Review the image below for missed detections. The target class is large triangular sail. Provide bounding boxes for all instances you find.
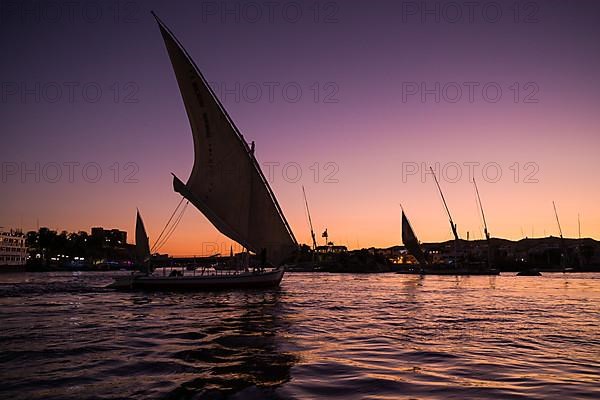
[153,13,297,266]
[135,210,151,268]
[401,210,428,265]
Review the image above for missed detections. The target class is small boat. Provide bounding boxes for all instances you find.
[516,269,542,276]
[397,262,499,276]
[108,13,297,291]
[109,268,284,290]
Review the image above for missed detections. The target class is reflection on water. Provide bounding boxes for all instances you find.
[0,273,296,400]
[166,292,297,399]
[0,272,599,399]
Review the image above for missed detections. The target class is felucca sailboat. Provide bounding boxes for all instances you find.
[398,171,498,275]
[135,209,151,272]
[401,206,428,267]
[110,13,297,290]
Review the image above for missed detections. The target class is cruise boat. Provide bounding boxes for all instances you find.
[0,230,27,272]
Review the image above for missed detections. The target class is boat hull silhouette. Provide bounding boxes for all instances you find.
[108,268,285,291]
[396,262,499,276]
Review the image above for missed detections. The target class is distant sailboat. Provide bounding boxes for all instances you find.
[135,210,151,272]
[108,210,153,288]
[397,171,498,275]
[109,13,297,290]
[401,207,428,266]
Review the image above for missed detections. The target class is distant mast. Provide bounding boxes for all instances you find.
[302,186,318,251]
[430,167,459,241]
[553,201,563,239]
[576,213,583,268]
[430,167,459,265]
[474,178,492,268]
[553,201,567,268]
[473,178,490,241]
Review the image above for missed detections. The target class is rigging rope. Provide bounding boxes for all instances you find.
[154,201,188,253]
[153,201,189,253]
[151,197,184,253]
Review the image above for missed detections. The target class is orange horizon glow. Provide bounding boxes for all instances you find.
[5,164,599,257]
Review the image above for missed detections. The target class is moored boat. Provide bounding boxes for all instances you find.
[516,269,542,276]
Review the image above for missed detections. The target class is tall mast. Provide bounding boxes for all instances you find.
[473,178,490,241]
[302,186,318,250]
[578,213,581,239]
[430,167,459,241]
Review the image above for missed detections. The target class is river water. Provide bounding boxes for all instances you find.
[0,272,598,399]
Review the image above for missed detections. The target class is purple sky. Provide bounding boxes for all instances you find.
[2,0,599,255]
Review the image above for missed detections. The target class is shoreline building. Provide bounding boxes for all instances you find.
[0,230,27,269]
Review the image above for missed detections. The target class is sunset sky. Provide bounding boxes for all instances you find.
[2,0,599,256]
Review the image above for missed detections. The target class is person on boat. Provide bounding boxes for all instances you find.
[250,249,267,273]
[258,248,267,272]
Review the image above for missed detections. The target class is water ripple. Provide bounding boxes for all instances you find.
[0,272,599,399]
